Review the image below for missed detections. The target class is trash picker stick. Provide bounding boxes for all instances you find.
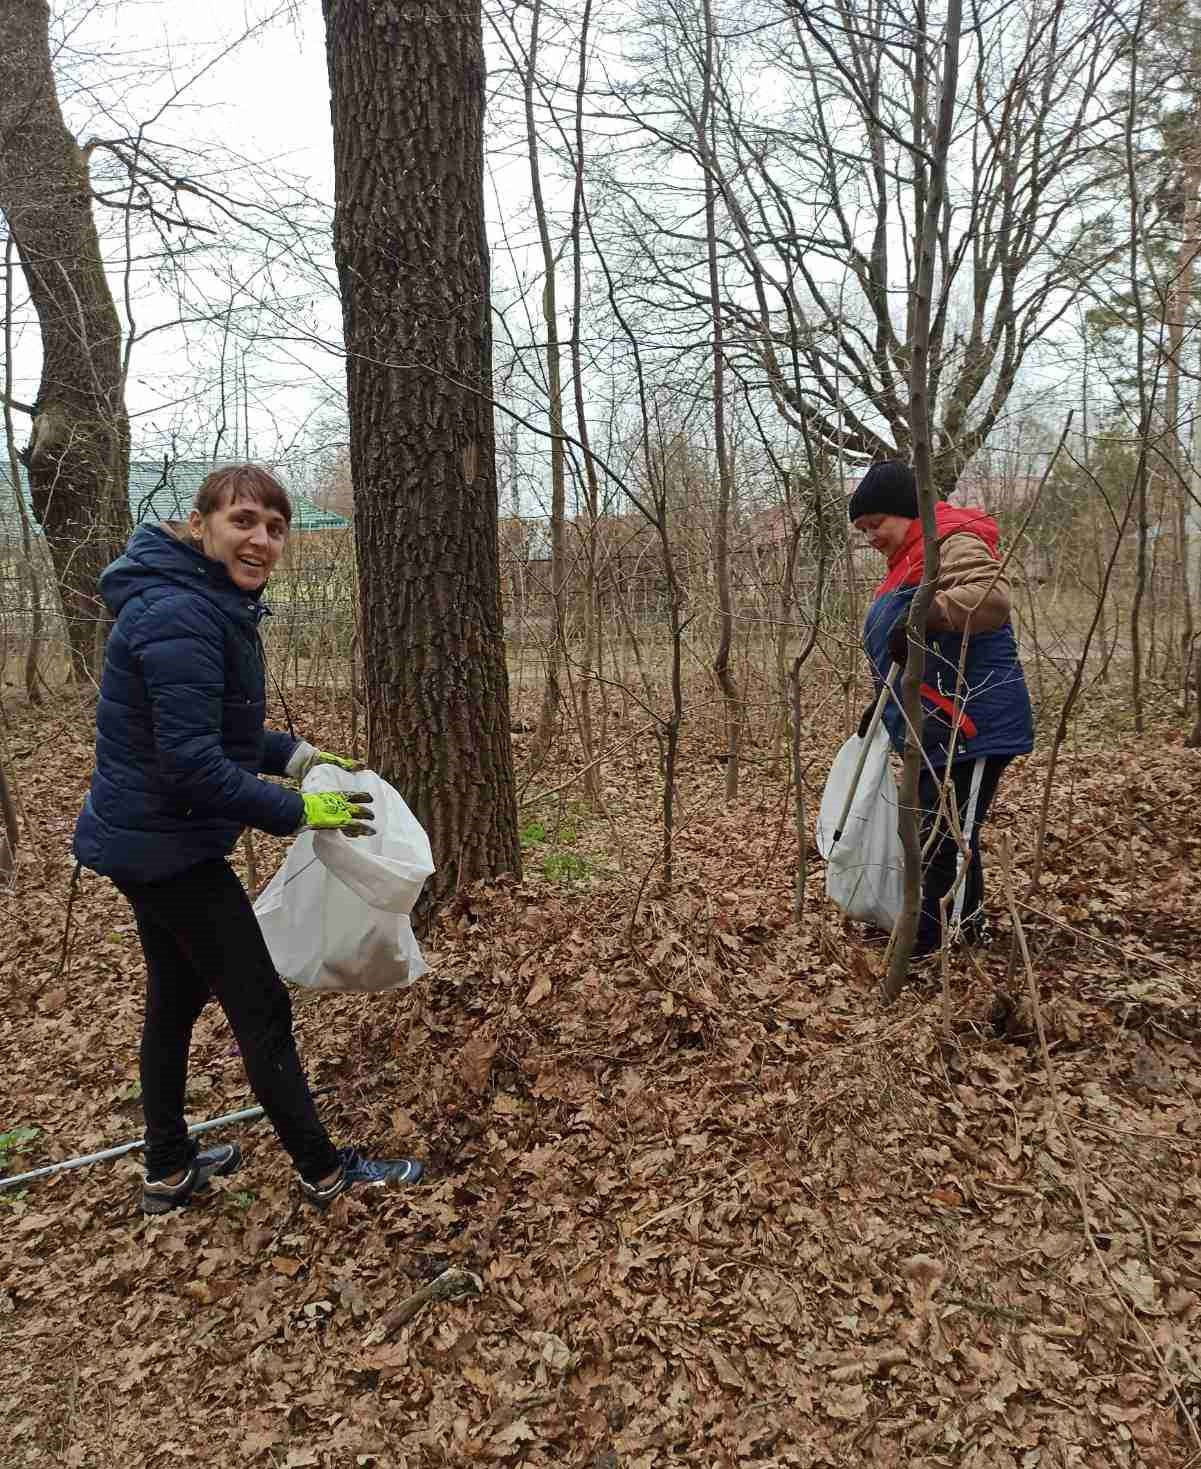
[0,1104,267,1193]
[830,664,900,850]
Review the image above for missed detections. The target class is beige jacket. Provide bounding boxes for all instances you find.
[926,531,1012,635]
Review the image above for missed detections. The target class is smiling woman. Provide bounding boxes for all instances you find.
[71,461,425,1217]
[185,464,292,591]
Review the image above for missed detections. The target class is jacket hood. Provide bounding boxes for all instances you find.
[100,523,268,620]
[932,501,999,554]
[877,502,1000,594]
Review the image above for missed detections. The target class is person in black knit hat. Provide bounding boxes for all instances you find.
[847,460,919,523]
[849,461,1034,959]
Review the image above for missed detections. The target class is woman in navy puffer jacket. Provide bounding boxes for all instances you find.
[75,465,423,1215]
[849,461,1034,959]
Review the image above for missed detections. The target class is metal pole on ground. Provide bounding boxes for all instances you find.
[0,1105,267,1193]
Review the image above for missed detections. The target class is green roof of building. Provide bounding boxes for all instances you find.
[0,461,348,533]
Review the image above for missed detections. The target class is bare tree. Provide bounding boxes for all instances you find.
[511,0,570,766]
[883,0,963,1001]
[567,0,607,803]
[600,0,1124,495]
[697,0,743,798]
[773,0,1123,492]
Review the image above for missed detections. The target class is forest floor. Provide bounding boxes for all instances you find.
[1,681,1199,1468]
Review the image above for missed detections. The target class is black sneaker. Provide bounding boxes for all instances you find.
[299,1146,424,1210]
[957,911,993,949]
[906,944,942,978]
[142,1142,242,1216]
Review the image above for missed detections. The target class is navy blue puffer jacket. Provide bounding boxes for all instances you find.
[74,525,304,884]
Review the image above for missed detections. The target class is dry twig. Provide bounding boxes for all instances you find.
[378,1267,484,1335]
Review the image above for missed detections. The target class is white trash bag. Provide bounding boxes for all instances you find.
[254,765,435,993]
[815,725,904,930]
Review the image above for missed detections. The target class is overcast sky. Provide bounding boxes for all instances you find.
[10,2,1077,501]
[74,1,336,197]
[4,1,542,475]
[0,5,335,465]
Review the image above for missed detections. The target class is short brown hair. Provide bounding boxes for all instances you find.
[194,464,292,525]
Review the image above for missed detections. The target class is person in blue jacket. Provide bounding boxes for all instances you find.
[849,461,1034,958]
[75,464,424,1214]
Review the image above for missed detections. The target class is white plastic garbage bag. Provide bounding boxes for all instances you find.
[815,725,904,930]
[254,765,435,993]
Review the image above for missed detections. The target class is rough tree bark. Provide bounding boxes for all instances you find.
[4,236,43,704]
[323,0,521,919]
[0,0,131,681]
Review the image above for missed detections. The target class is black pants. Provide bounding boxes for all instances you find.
[116,859,340,1184]
[915,756,1011,954]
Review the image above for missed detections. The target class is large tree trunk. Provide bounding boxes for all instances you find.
[323,0,521,920]
[0,0,131,682]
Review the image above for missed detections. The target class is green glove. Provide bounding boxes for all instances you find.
[298,790,375,837]
[313,751,363,772]
[286,740,365,783]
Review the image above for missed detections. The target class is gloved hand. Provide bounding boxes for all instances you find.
[886,617,911,667]
[286,740,365,783]
[298,790,375,837]
[857,702,875,739]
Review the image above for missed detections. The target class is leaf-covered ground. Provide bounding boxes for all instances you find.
[2,686,1199,1467]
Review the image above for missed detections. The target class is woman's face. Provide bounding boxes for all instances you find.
[852,513,912,559]
[189,493,289,591]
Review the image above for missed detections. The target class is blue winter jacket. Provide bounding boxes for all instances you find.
[863,505,1035,769]
[73,525,304,885]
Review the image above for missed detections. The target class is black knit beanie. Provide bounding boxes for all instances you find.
[847,461,918,521]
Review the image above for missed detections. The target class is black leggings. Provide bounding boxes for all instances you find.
[916,756,1011,953]
[116,859,340,1184]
